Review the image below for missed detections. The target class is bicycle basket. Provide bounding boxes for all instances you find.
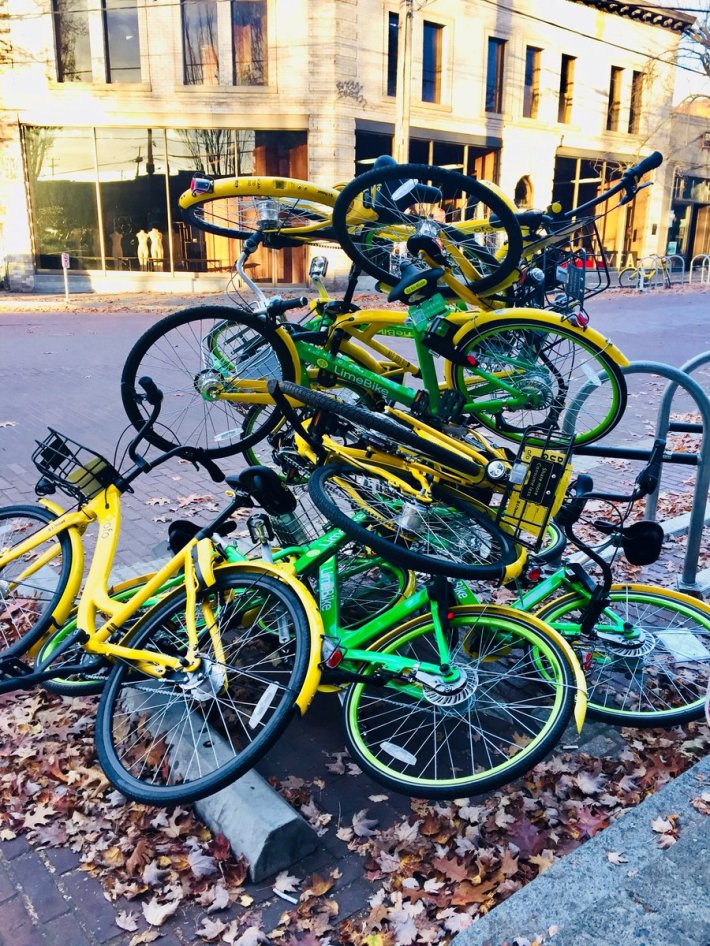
[32,430,121,503]
[495,427,574,550]
[515,218,610,311]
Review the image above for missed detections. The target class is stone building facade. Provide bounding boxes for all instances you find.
[0,0,694,291]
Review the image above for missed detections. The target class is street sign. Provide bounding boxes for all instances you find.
[61,252,70,269]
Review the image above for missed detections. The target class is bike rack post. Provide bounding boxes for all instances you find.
[665,253,685,284]
[689,254,710,285]
[563,361,710,594]
[646,350,710,522]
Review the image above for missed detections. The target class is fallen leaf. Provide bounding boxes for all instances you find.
[115,911,139,932]
[195,916,227,941]
[607,851,628,865]
[142,897,180,927]
[274,871,300,895]
[128,931,162,946]
[650,817,674,834]
[352,809,378,838]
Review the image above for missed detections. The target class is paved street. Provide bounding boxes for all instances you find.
[0,286,708,945]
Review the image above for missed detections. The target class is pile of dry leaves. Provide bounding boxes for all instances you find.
[0,682,707,945]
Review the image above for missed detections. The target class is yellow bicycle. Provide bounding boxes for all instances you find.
[0,379,322,805]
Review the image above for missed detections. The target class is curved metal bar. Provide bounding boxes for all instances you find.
[563,359,710,592]
[689,254,710,285]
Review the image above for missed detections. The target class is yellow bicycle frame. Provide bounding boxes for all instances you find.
[1,487,323,707]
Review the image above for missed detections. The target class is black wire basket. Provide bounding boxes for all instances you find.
[495,427,574,551]
[32,429,121,503]
[513,218,611,312]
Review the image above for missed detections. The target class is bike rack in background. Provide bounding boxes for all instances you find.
[689,254,710,285]
[563,360,710,594]
[665,253,686,283]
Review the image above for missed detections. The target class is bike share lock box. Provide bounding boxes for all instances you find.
[495,427,574,550]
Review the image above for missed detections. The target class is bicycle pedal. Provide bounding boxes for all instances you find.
[0,655,33,679]
[437,389,467,423]
[410,389,431,417]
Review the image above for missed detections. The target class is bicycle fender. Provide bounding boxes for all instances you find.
[214,561,324,716]
[450,310,630,368]
[192,538,218,589]
[274,325,302,377]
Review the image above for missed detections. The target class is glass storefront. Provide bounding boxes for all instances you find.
[23,125,307,282]
[354,130,499,181]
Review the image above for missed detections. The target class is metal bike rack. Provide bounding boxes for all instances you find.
[665,253,686,284]
[563,360,710,594]
[689,254,710,285]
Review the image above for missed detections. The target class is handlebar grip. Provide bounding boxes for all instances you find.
[635,438,665,497]
[138,376,163,406]
[197,454,225,483]
[269,296,308,316]
[623,151,663,181]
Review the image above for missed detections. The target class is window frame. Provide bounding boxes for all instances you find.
[485,37,506,114]
[421,19,443,104]
[523,45,541,120]
[231,0,269,87]
[52,0,93,83]
[557,53,575,124]
[606,65,623,132]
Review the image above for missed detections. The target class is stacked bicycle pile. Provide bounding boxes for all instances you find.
[1,152,708,810]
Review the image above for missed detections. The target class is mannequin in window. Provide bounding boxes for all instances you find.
[148,227,164,271]
[135,229,150,271]
[110,230,124,269]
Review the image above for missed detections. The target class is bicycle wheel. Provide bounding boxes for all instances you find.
[279,381,486,481]
[309,462,517,580]
[0,505,73,658]
[536,584,710,726]
[332,164,523,297]
[36,621,111,696]
[332,549,414,631]
[96,570,311,805]
[532,520,567,565]
[121,306,299,458]
[447,318,627,446]
[618,267,640,288]
[343,605,575,798]
[179,177,338,242]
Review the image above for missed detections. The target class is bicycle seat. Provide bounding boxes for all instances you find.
[236,465,298,516]
[388,264,445,304]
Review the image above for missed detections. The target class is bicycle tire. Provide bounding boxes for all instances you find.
[278,381,487,482]
[0,505,74,658]
[308,462,517,580]
[618,267,640,288]
[446,318,627,446]
[95,569,311,805]
[121,306,299,458]
[332,163,523,296]
[342,605,575,798]
[179,177,339,242]
[531,520,567,565]
[536,584,710,726]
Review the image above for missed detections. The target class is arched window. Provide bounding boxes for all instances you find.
[514,175,533,208]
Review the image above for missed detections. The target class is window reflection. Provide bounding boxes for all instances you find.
[182,0,219,84]
[232,0,267,85]
[103,0,142,82]
[96,128,168,270]
[25,127,100,270]
[53,0,92,82]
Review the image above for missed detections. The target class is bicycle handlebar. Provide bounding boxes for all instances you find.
[561,151,663,221]
[268,296,308,316]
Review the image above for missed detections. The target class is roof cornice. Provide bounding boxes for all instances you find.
[568,1,696,33]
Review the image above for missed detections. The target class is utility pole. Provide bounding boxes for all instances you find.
[393,0,414,162]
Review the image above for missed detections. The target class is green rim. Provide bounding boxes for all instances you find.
[345,613,569,792]
[538,589,710,724]
[453,322,624,446]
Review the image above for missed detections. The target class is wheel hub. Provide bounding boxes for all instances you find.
[194,369,226,400]
[509,369,556,409]
[422,662,479,707]
[601,630,656,660]
[175,656,226,701]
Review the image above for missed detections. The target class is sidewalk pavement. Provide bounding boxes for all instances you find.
[451,754,710,946]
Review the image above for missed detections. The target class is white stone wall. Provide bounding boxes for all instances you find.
[0,0,686,289]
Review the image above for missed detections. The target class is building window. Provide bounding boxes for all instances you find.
[232,0,267,85]
[523,46,541,119]
[628,70,643,134]
[102,0,142,83]
[53,0,92,82]
[558,54,575,123]
[422,21,443,103]
[182,0,218,85]
[486,37,505,113]
[387,11,398,97]
[606,66,623,131]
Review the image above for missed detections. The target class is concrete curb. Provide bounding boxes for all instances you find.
[451,755,710,946]
[126,686,317,883]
